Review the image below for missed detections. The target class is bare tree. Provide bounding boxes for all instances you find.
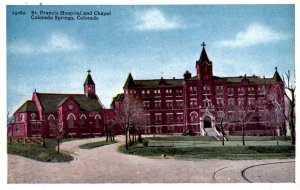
[50,120,65,154]
[117,94,146,149]
[283,70,296,145]
[215,111,228,146]
[229,100,257,146]
[260,85,286,144]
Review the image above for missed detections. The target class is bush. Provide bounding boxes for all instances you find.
[143,140,149,147]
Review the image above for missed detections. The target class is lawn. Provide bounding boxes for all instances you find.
[119,136,295,160]
[79,140,116,149]
[7,138,75,162]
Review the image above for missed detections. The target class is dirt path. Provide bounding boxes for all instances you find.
[7,136,295,183]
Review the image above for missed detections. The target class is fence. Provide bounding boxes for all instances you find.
[7,137,44,145]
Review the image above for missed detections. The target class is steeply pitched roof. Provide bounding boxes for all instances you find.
[273,68,283,82]
[133,78,185,88]
[84,73,95,85]
[198,47,210,64]
[123,73,135,88]
[36,93,103,112]
[219,75,278,84]
[15,100,38,113]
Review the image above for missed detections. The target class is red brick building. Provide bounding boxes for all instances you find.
[8,70,108,138]
[112,44,285,136]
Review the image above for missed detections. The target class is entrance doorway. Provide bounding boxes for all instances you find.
[204,117,212,128]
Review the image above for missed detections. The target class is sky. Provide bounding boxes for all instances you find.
[7,5,295,115]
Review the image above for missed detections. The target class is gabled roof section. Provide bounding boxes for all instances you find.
[15,100,38,113]
[57,96,79,107]
[36,93,103,112]
[123,73,135,88]
[84,71,95,85]
[273,67,283,82]
[198,47,210,64]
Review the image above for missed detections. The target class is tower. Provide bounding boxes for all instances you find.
[196,42,213,82]
[84,69,96,97]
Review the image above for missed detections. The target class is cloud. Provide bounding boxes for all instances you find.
[134,8,181,31]
[8,32,83,54]
[218,23,286,48]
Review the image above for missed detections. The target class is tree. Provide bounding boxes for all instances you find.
[50,119,65,154]
[260,85,286,144]
[103,111,119,142]
[283,70,296,145]
[117,94,146,149]
[229,100,257,146]
[215,111,228,146]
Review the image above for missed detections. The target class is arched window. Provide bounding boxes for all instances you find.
[19,114,24,122]
[48,115,56,131]
[95,115,101,128]
[67,114,76,128]
[190,112,198,123]
[80,115,86,128]
[31,113,36,120]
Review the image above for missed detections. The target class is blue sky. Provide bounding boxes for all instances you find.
[7,5,295,114]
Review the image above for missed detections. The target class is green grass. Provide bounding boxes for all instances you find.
[226,136,291,141]
[145,136,217,141]
[7,138,74,162]
[79,140,116,149]
[119,136,295,160]
[119,145,295,160]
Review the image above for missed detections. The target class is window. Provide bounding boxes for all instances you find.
[95,115,101,128]
[37,123,42,130]
[19,114,24,122]
[176,101,183,109]
[166,114,173,124]
[31,113,36,120]
[203,99,212,108]
[154,101,161,110]
[238,87,245,95]
[31,123,36,131]
[15,125,20,132]
[190,99,197,108]
[216,98,224,108]
[176,114,184,123]
[80,116,86,128]
[144,114,151,125]
[166,89,172,97]
[176,89,182,97]
[155,114,162,124]
[248,87,254,95]
[238,98,244,106]
[258,86,265,95]
[154,89,161,97]
[227,98,234,110]
[49,116,56,131]
[248,98,255,110]
[190,112,198,123]
[203,86,210,94]
[67,114,76,128]
[190,86,197,95]
[166,101,173,109]
[216,86,224,94]
[143,101,150,110]
[227,87,234,96]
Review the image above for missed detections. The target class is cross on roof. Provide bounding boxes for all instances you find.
[201,42,206,48]
[87,69,91,74]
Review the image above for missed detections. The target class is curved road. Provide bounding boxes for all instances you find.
[8,136,295,183]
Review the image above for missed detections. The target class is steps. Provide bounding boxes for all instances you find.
[204,127,221,140]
